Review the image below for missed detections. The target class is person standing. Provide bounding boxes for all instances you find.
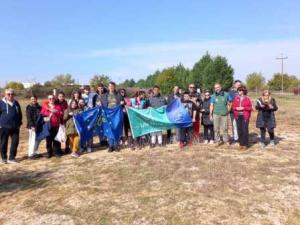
[201,90,214,144]
[82,85,97,109]
[149,85,167,148]
[41,95,63,158]
[26,95,42,159]
[167,86,181,144]
[101,82,123,152]
[64,100,80,157]
[229,80,242,144]
[0,89,22,164]
[210,83,232,146]
[179,92,196,148]
[255,90,278,148]
[232,86,252,149]
[129,90,147,149]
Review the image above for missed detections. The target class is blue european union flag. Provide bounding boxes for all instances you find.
[74,106,124,147]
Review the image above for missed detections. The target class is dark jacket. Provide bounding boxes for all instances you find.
[0,98,22,130]
[98,92,122,108]
[26,103,42,129]
[149,94,167,108]
[255,97,278,129]
[201,98,213,126]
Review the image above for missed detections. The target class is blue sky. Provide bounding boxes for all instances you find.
[0,0,300,86]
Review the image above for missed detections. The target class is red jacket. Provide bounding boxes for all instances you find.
[232,95,253,121]
[41,101,63,128]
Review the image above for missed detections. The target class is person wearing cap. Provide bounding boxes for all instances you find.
[0,89,22,164]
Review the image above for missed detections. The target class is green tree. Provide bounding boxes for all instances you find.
[5,81,24,90]
[190,52,213,89]
[268,73,296,91]
[174,63,190,88]
[155,67,177,95]
[90,74,110,88]
[121,79,136,88]
[246,72,266,92]
[50,74,75,87]
[190,53,234,92]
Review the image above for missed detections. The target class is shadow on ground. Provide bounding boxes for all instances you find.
[0,170,51,194]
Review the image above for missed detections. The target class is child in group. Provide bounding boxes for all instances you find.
[64,100,80,157]
[201,90,214,144]
[255,90,278,148]
[179,92,196,148]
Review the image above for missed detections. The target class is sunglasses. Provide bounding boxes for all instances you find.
[7,93,14,96]
[189,86,195,88]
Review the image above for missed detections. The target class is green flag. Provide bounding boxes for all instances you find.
[127,106,175,138]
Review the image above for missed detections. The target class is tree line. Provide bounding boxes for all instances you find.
[4,52,300,96]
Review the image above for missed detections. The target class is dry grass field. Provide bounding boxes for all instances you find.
[0,94,300,225]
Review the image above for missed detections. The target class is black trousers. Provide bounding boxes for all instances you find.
[203,125,214,141]
[260,127,275,143]
[0,128,20,161]
[46,127,62,156]
[236,115,249,146]
[179,127,192,143]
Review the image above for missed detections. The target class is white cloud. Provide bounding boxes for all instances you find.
[81,39,300,82]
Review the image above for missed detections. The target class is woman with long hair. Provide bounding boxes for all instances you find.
[255,90,278,148]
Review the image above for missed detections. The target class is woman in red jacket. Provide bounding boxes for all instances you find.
[232,86,253,149]
[41,94,63,158]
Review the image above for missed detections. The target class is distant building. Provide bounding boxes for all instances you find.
[22,82,36,89]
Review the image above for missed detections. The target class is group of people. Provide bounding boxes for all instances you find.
[0,80,278,164]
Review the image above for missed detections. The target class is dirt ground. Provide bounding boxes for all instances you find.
[0,94,300,225]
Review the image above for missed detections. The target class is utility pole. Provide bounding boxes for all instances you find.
[276,53,288,94]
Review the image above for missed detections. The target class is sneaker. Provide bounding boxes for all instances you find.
[87,148,92,153]
[203,140,209,144]
[108,147,114,152]
[209,140,214,145]
[7,159,19,164]
[150,144,155,149]
[270,140,276,146]
[71,153,80,158]
[1,160,7,164]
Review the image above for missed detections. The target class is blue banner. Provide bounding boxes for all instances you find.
[74,106,124,147]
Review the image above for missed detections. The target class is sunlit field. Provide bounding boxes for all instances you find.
[0,94,300,225]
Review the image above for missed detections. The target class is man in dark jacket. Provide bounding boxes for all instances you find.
[149,86,167,147]
[0,89,22,164]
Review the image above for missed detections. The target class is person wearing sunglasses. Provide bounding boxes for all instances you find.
[232,86,253,150]
[0,89,22,164]
[41,94,64,158]
[255,90,278,148]
[201,90,214,144]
